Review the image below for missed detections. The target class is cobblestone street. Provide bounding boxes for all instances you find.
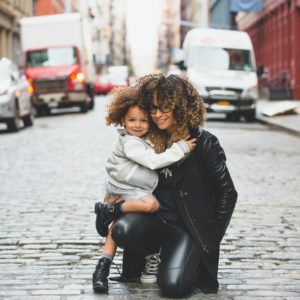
[0,96,299,300]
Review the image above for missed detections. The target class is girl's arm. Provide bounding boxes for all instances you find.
[123,137,194,170]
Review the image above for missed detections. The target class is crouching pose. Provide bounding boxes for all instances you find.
[93,86,196,293]
[109,74,238,298]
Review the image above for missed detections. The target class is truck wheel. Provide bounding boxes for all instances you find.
[86,83,95,110]
[35,106,42,117]
[244,110,256,123]
[226,113,239,122]
[35,106,50,117]
[88,98,95,110]
[80,102,88,113]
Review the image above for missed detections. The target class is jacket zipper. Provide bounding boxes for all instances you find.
[181,191,209,253]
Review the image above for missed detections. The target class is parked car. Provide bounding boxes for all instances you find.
[0,58,34,132]
[94,67,128,95]
[94,74,113,95]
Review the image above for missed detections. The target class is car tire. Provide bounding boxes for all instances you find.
[7,102,22,132]
[22,113,34,127]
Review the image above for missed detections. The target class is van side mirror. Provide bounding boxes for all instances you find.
[176,60,187,71]
[257,65,265,77]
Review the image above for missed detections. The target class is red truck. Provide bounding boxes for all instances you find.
[20,13,95,116]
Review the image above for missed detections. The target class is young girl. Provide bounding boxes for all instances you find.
[93,86,196,294]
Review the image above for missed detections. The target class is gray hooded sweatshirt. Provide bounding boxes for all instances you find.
[105,129,190,192]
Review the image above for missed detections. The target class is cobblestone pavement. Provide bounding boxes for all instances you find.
[0,96,299,300]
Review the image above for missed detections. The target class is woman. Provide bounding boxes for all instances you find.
[106,74,238,297]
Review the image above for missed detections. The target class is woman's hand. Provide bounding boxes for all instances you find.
[185,137,197,152]
[104,194,123,204]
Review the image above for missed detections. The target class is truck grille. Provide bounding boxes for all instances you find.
[206,87,243,100]
[35,78,67,93]
[206,87,242,93]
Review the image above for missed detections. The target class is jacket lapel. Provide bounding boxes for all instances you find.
[172,128,203,186]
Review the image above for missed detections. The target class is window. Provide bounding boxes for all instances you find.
[26,47,78,67]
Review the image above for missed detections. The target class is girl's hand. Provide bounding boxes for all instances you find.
[104,194,122,204]
[185,137,197,152]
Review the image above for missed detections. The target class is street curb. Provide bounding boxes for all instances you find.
[256,116,300,137]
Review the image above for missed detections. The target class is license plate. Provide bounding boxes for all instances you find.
[48,101,58,108]
[217,101,230,106]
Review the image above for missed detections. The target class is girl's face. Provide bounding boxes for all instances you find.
[123,106,149,137]
[150,97,176,134]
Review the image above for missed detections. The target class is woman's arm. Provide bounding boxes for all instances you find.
[123,137,191,170]
[202,133,238,235]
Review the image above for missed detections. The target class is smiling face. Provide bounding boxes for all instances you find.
[150,97,176,134]
[123,105,149,137]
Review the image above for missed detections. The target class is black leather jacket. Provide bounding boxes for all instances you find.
[117,129,237,292]
[169,128,238,253]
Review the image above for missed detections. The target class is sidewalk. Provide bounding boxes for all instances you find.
[256,99,300,136]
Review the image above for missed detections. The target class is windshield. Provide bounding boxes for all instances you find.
[187,46,254,72]
[26,47,78,67]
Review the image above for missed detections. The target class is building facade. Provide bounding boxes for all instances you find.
[0,0,33,64]
[88,0,110,71]
[33,0,66,15]
[33,0,79,15]
[238,0,300,99]
[158,0,181,71]
[108,0,128,66]
[210,0,232,29]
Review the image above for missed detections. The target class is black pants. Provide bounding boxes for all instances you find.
[111,213,201,298]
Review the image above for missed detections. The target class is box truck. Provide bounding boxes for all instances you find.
[182,28,258,122]
[19,13,95,115]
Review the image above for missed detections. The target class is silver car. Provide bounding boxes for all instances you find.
[0,57,34,132]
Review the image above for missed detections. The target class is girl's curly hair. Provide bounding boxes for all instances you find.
[136,74,207,152]
[105,86,145,126]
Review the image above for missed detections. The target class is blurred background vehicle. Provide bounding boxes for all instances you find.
[182,28,258,122]
[108,65,129,87]
[19,13,95,116]
[0,58,34,132]
[166,64,182,76]
[94,74,113,95]
[94,66,129,95]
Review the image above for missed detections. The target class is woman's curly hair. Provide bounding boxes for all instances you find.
[105,86,146,126]
[136,74,207,152]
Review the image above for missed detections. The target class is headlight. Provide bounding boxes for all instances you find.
[241,85,258,99]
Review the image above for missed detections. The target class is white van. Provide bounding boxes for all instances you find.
[183,28,258,122]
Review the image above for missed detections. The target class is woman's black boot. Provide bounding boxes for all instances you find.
[95,202,123,237]
[93,257,111,293]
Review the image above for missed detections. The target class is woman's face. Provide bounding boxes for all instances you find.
[150,97,176,133]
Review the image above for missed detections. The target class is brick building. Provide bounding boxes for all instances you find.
[33,0,78,16]
[238,0,300,99]
[0,0,33,64]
